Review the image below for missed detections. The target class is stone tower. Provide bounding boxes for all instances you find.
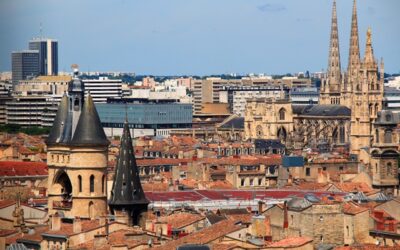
[350,28,384,156]
[46,69,110,219]
[341,0,360,108]
[109,118,149,226]
[320,0,342,105]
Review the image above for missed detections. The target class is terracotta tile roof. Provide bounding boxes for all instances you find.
[212,243,239,250]
[0,161,48,177]
[137,158,191,166]
[151,219,244,250]
[333,182,374,193]
[0,200,15,209]
[267,236,313,248]
[0,229,17,237]
[142,182,169,192]
[17,225,49,243]
[288,182,330,191]
[335,245,400,250]
[44,220,101,236]
[158,213,204,229]
[199,155,281,166]
[342,202,369,215]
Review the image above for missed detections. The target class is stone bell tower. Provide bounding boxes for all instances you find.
[46,67,110,219]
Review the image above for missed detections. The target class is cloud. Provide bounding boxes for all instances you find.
[257,3,286,13]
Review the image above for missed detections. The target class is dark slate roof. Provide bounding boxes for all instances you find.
[282,156,305,167]
[375,110,400,125]
[70,95,109,147]
[109,120,148,206]
[205,213,226,225]
[287,197,312,211]
[220,117,244,129]
[254,139,285,149]
[46,94,72,146]
[292,104,351,117]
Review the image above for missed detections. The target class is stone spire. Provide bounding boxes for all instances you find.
[363,28,376,67]
[347,0,360,79]
[109,117,148,226]
[327,0,341,84]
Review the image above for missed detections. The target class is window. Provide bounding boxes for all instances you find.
[258,178,262,186]
[241,179,245,186]
[375,129,379,143]
[339,166,344,171]
[90,175,95,193]
[387,162,392,176]
[78,175,82,192]
[279,108,286,120]
[102,175,105,194]
[249,179,254,186]
[384,130,392,143]
[305,168,311,176]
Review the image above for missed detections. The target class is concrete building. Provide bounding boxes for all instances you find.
[219,85,289,116]
[29,38,58,76]
[14,75,71,96]
[5,96,59,126]
[82,77,122,103]
[11,50,39,84]
[290,87,319,105]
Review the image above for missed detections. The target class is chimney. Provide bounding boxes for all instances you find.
[51,212,61,231]
[73,217,82,233]
[94,234,108,249]
[283,201,288,229]
[258,201,264,214]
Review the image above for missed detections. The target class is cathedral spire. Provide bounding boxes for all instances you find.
[363,27,376,66]
[347,0,360,78]
[327,0,341,83]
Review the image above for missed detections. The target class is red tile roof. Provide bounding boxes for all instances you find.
[342,202,369,215]
[0,161,47,177]
[267,236,313,248]
[158,213,204,229]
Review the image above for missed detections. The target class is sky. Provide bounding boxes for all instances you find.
[0,0,399,76]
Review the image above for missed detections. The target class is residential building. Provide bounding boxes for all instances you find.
[28,38,58,76]
[11,50,39,84]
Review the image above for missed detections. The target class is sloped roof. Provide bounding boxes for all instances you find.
[292,104,351,117]
[46,94,71,146]
[70,95,109,147]
[219,117,244,129]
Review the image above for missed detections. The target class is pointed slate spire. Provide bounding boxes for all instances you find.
[109,119,148,206]
[347,0,360,80]
[327,0,341,84]
[70,95,109,146]
[363,27,376,67]
[46,94,71,146]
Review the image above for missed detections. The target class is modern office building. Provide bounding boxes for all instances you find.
[29,38,58,76]
[383,87,400,110]
[96,102,193,137]
[0,82,12,124]
[82,77,122,103]
[5,96,59,126]
[220,85,289,116]
[290,87,320,105]
[11,51,39,84]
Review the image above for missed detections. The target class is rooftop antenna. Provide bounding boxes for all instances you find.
[39,22,43,39]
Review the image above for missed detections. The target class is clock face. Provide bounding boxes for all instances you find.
[256,125,263,138]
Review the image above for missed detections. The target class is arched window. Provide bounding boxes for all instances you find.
[384,130,392,143]
[88,201,94,219]
[102,175,105,194]
[90,175,95,193]
[78,175,82,192]
[279,108,286,120]
[387,162,392,176]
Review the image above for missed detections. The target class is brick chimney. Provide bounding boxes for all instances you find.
[73,217,82,233]
[51,212,61,231]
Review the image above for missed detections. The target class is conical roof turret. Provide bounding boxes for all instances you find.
[70,95,109,147]
[46,94,72,146]
[109,119,148,206]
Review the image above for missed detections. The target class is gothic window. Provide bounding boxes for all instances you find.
[384,130,392,143]
[90,175,95,193]
[375,129,379,143]
[78,175,82,192]
[339,126,345,144]
[375,104,379,115]
[369,104,373,115]
[88,201,94,219]
[279,108,286,120]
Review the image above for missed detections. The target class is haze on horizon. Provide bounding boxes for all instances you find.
[0,0,399,76]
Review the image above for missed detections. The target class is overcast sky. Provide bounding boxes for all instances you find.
[0,0,399,75]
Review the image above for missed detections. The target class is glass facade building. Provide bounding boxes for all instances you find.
[96,103,193,129]
[29,39,58,76]
[11,50,40,85]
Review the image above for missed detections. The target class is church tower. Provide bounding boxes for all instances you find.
[320,0,342,105]
[46,68,110,219]
[341,0,360,108]
[109,118,149,226]
[350,28,384,156]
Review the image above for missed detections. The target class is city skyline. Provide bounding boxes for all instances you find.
[1,0,399,75]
